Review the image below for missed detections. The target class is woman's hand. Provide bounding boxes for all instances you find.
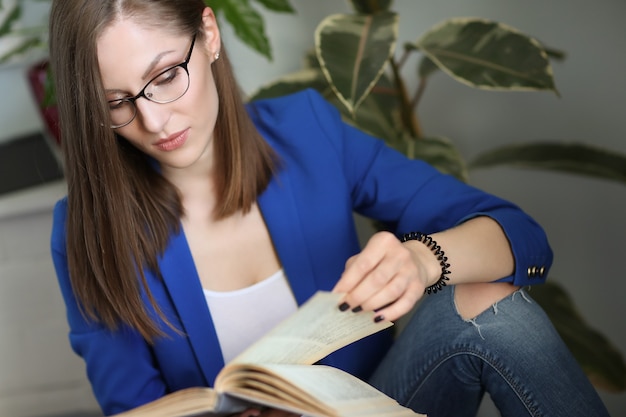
[333,231,439,322]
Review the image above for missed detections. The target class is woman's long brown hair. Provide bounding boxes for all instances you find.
[49,0,277,342]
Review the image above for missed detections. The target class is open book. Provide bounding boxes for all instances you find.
[113,291,425,417]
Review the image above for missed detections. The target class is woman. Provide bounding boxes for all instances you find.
[48,1,609,416]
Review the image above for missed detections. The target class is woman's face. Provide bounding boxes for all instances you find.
[97,8,221,174]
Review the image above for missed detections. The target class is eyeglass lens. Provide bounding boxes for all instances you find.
[108,66,190,128]
[108,35,196,129]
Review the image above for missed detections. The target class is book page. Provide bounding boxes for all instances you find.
[222,364,424,417]
[229,291,393,366]
[110,387,254,417]
[111,387,215,417]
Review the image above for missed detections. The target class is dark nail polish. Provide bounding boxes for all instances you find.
[338,302,350,312]
[374,315,385,323]
[351,306,362,313]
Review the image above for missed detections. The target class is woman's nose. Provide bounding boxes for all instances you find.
[134,98,171,133]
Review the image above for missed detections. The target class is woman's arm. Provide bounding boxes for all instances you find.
[51,199,169,415]
[333,215,517,322]
[426,215,515,285]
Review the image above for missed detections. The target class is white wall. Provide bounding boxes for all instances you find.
[0,0,624,416]
[0,184,99,417]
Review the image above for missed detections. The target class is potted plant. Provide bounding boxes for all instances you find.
[249,0,626,392]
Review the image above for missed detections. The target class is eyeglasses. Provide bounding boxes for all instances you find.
[108,35,196,129]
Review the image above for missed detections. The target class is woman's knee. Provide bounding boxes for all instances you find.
[454,282,520,320]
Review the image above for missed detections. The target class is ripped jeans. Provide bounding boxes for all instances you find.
[368,285,610,417]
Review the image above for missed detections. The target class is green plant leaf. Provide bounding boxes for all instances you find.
[249,68,329,101]
[253,0,295,13]
[417,55,439,80]
[315,11,398,115]
[409,135,468,182]
[530,282,626,392]
[414,18,557,93]
[470,142,626,186]
[348,75,403,144]
[544,46,566,61]
[365,131,469,182]
[403,41,441,80]
[43,64,56,106]
[302,48,322,71]
[207,0,272,60]
[349,0,394,14]
[0,2,21,37]
[0,36,41,65]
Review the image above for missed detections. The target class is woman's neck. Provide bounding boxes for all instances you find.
[162,155,217,219]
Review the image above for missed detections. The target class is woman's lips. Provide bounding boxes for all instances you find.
[154,129,189,152]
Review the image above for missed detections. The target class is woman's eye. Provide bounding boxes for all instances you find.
[108,99,126,111]
[153,67,181,87]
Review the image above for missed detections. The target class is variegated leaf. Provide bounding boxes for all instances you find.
[347,74,403,144]
[417,55,439,80]
[249,68,329,101]
[409,135,468,182]
[315,11,398,115]
[415,18,557,93]
[470,142,626,185]
[349,0,393,14]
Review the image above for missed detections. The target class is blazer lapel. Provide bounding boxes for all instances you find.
[258,171,318,305]
[158,229,225,385]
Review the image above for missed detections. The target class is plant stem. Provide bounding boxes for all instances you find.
[397,48,411,70]
[411,77,427,110]
[389,58,423,138]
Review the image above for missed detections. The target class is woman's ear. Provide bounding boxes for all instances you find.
[201,7,221,59]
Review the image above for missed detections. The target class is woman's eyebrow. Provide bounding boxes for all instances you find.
[142,49,176,80]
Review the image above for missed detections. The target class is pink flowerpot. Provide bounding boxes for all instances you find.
[26,59,61,146]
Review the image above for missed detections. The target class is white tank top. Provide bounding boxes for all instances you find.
[203,269,298,364]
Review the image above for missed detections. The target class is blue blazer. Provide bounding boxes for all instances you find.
[51,89,552,415]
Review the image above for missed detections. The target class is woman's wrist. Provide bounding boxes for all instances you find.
[401,232,451,294]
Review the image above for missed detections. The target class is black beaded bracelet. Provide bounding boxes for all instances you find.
[400,231,451,295]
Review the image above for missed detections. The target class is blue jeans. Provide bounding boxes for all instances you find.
[368,285,610,417]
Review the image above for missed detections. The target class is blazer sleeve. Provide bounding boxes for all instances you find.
[50,198,168,415]
[303,89,553,286]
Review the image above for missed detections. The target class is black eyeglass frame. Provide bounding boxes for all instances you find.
[108,34,197,129]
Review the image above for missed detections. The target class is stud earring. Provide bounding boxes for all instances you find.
[214,51,220,61]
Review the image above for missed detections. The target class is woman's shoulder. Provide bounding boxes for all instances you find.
[247,88,340,127]
[51,196,69,249]
[248,87,327,107]
[52,196,68,222]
